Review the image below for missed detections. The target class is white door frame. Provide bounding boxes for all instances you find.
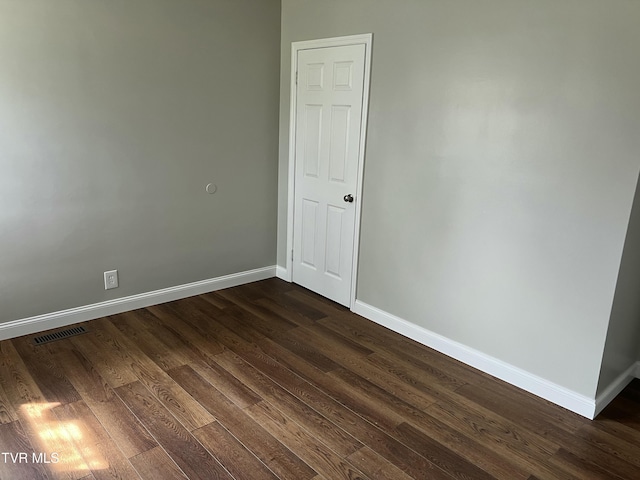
[283,33,373,309]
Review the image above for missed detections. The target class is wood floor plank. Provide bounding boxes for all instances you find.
[425,400,577,480]
[280,325,373,368]
[217,298,435,417]
[3,278,640,480]
[109,311,185,371]
[397,414,531,480]
[346,446,415,480]
[146,303,226,359]
[0,420,49,480]
[598,400,640,435]
[284,289,345,319]
[318,315,483,387]
[12,335,81,405]
[271,332,342,373]
[114,381,232,480]
[363,344,467,392]
[213,291,300,333]
[250,344,490,478]
[213,334,457,480]
[249,278,298,296]
[245,401,371,480]
[0,340,90,480]
[47,340,157,458]
[156,299,262,360]
[195,315,400,437]
[494,392,640,478]
[253,297,316,327]
[225,302,299,338]
[449,387,636,478]
[213,350,364,457]
[123,308,225,375]
[548,448,628,480]
[427,394,559,455]
[211,310,273,346]
[197,292,237,310]
[193,421,278,480]
[580,415,640,462]
[168,364,317,480]
[327,366,427,429]
[249,324,425,434]
[601,396,640,431]
[304,321,375,357]
[364,352,479,406]
[259,291,330,322]
[271,332,528,479]
[52,400,141,480]
[129,446,187,480]
[218,284,265,302]
[0,367,18,424]
[456,381,588,437]
[393,421,496,480]
[547,423,640,478]
[188,360,261,409]
[90,318,214,431]
[69,332,139,388]
[321,348,436,411]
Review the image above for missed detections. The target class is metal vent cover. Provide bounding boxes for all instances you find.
[33,326,88,345]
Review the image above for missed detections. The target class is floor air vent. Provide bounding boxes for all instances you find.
[33,326,88,345]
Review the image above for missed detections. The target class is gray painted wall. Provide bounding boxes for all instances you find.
[0,0,281,323]
[278,0,640,396]
[598,175,640,394]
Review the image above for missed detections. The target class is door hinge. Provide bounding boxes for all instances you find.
[291,249,294,261]
[295,71,298,85]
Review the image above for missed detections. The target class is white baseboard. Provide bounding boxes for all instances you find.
[594,362,639,418]
[352,300,597,419]
[0,266,276,341]
[276,265,290,281]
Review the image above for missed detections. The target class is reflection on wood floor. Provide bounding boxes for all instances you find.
[0,278,639,479]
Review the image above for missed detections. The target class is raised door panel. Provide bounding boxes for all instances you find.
[325,205,345,278]
[303,105,322,178]
[328,105,351,184]
[301,199,319,269]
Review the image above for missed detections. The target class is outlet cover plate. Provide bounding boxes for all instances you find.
[104,270,119,290]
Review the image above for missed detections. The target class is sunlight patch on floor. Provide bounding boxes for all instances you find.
[20,402,108,473]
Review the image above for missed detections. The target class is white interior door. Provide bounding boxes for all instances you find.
[292,44,367,307]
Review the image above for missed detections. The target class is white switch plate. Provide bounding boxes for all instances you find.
[104,270,119,290]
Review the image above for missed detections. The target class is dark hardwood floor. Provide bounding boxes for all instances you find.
[0,278,639,479]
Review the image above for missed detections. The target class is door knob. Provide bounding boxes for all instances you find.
[343,194,354,203]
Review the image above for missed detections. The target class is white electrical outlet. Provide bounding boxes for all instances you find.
[104,270,119,290]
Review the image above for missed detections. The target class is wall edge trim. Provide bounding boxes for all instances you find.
[0,266,276,341]
[352,300,597,419]
[276,266,290,281]
[594,362,639,418]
